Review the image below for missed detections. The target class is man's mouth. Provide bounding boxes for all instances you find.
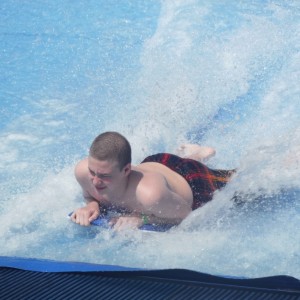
[95,186,106,191]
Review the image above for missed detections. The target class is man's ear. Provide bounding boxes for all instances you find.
[123,163,131,176]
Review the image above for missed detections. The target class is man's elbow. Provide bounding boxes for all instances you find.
[174,204,192,220]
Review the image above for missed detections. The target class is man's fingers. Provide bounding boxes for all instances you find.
[70,210,91,226]
[110,217,142,231]
[108,217,117,227]
[71,212,82,224]
[70,212,77,222]
[88,210,99,222]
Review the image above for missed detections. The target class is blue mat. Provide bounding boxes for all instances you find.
[69,212,174,232]
[0,256,299,300]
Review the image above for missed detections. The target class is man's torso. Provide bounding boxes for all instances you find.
[77,158,194,212]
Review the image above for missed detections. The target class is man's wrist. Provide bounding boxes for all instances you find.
[141,214,149,225]
[86,200,100,210]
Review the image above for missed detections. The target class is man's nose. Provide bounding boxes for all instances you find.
[92,176,102,185]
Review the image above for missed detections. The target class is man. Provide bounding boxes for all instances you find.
[71,132,234,230]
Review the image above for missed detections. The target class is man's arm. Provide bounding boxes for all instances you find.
[137,172,192,220]
[109,210,183,232]
[111,173,192,231]
[71,159,100,226]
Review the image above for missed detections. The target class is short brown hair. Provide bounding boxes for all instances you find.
[89,132,131,169]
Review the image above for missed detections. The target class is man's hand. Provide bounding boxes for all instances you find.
[71,201,100,226]
[109,216,144,231]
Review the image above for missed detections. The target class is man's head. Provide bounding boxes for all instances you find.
[89,131,131,170]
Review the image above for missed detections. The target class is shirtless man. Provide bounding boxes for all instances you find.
[71,132,234,230]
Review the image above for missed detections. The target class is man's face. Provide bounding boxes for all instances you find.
[87,156,130,199]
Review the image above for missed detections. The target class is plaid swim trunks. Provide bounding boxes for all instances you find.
[141,153,235,210]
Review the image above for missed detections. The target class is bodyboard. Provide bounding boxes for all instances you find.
[69,213,173,232]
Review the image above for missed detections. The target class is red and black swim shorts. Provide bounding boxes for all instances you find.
[141,153,234,210]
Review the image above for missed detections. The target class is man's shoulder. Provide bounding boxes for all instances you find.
[134,169,167,206]
[74,158,88,182]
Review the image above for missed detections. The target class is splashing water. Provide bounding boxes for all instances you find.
[0,0,299,279]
